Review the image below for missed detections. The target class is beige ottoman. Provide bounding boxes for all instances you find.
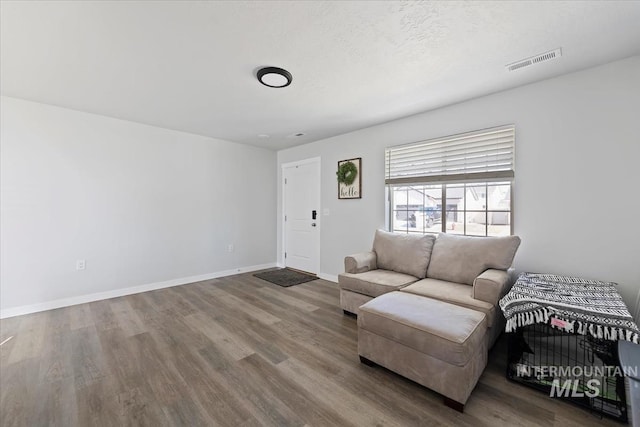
[358,291,488,411]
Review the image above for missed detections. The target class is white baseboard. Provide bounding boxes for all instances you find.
[318,272,338,283]
[0,262,276,319]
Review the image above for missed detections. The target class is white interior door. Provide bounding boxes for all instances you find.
[283,159,320,274]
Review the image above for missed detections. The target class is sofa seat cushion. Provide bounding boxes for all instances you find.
[426,233,521,285]
[372,230,436,278]
[358,292,486,366]
[339,270,418,298]
[400,278,496,327]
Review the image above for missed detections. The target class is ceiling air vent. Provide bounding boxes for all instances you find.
[506,48,562,72]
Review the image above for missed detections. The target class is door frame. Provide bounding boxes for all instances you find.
[281,157,321,274]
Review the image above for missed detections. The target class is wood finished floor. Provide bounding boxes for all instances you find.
[0,271,622,426]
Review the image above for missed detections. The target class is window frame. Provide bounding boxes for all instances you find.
[385,125,515,237]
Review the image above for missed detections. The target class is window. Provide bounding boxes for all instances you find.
[386,125,514,237]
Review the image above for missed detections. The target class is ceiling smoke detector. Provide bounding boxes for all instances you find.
[506,48,562,72]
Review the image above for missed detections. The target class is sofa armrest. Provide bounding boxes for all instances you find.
[472,269,510,306]
[344,251,377,274]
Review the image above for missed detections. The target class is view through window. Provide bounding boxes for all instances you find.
[389,182,512,236]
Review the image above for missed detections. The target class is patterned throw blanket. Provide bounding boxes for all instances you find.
[499,272,639,343]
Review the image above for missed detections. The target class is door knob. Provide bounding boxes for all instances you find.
[311,223,317,227]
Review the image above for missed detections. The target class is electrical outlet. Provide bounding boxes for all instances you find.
[76,259,86,270]
[227,244,234,252]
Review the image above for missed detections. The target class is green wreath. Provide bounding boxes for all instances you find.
[336,161,358,185]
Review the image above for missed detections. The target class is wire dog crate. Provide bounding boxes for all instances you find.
[507,323,628,422]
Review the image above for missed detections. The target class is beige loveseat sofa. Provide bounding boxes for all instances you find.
[338,230,520,411]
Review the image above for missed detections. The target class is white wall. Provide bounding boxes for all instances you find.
[277,55,640,307]
[1,97,276,316]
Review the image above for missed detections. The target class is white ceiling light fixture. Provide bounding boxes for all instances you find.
[257,66,292,88]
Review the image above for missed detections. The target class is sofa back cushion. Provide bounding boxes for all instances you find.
[372,229,436,278]
[426,233,521,285]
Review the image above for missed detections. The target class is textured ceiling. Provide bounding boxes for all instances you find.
[2,1,640,150]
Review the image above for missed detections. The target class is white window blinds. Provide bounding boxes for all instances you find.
[385,125,515,185]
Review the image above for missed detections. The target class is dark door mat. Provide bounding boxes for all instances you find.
[253,268,318,287]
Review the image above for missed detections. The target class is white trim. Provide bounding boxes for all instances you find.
[0,262,276,319]
[318,272,338,283]
[281,157,321,169]
[281,166,286,268]
[281,157,321,275]
[634,288,640,325]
